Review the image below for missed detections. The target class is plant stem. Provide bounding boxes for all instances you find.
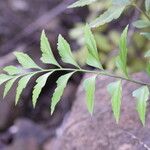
[40,68,150,87]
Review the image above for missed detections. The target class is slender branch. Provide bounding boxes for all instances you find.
[37,68,150,87]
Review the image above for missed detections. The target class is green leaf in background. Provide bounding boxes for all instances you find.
[3,77,18,98]
[144,50,150,58]
[116,25,129,78]
[90,0,131,28]
[133,20,150,29]
[146,63,150,76]
[112,0,130,5]
[83,75,97,115]
[40,30,60,67]
[51,72,74,115]
[32,72,53,108]
[107,80,122,123]
[0,74,13,85]
[3,66,22,75]
[141,32,150,40]
[57,35,80,68]
[84,24,103,69]
[16,73,35,105]
[14,52,41,69]
[145,0,150,12]
[68,0,96,8]
[132,86,149,126]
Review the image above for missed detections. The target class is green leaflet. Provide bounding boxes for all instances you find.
[57,35,80,68]
[3,77,18,98]
[32,72,53,108]
[40,30,60,67]
[133,20,150,29]
[90,6,125,28]
[0,74,13,85]
[141,32,150,40]
[3,66,21,75]
[68,0,96,8]
[132,86,149,126]
[112,0,130,5]
[107,80,122,123]
[14,52,41,69]
[83,75,96,115]
[90,0,130,28]
[16,73,35,105]
[116,25,129,78]
[84,24,103,69]
[51,72,74,115]
[144,50,150,58]
[145,0,150,12]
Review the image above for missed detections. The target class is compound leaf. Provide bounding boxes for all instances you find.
[57,35,80,68]
[116,25,129,77]
[83,75,96,115]
[16,73,35,105]
[51,72,74,115]
[40,30,60,67]
[68,0,96,8]
[84,24,103,69]
[32,72,53,108]
[107,80,122,123]
[3,77,18,98]
[14,52,41,69]
[132,86,149,126]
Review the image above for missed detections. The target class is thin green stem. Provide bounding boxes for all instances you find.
[37,68,150,87]
[11,67,149,87]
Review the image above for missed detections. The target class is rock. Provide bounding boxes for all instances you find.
[55,72,150,150]
[2,119,55,150]
[4,138,39,150]
[0,85,18,131]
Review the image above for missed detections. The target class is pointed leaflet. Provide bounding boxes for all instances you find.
[3,66,22,75]
[133,20,150,29]
[141,32,150,40]
[84,24,103,69]
[0,74,13,85]
[144,50,150,58]
[116,25,129,77]
[3,77,18,98]
[40,30,60,67]
[57,35,80,68]
[133,86,149,126]
[107,80,122,123]
[90,0,130,28]
[51,72,74,115]
[16,73,35,105]
[83,75,96,115]
[68,0,96,8]
[14,52,41,69]
[32,72,53,108]
[145,0,150,12]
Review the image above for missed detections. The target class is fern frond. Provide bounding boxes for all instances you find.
[0,26,149,126]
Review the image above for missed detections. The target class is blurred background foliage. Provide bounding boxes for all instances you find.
[69,0,150,74]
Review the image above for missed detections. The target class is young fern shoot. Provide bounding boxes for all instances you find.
[0,24,150,126]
